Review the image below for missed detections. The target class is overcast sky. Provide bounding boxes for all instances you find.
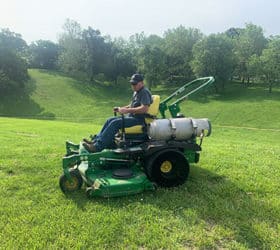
[1,0,279,43]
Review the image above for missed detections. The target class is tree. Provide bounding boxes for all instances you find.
[247,54,262,83]
[0,28,27,54]
[0,48,28,95]
[0,29,28,96]
[163,26,203,82]
[191,33,235,91]
[29,40,60,69]
[105,37,136,84]
[260,36,280,93]
[58,19,87,78]
[232,23,267,85]
[82,27,109,81]
[129,34,166,88]
[137,44,167,89]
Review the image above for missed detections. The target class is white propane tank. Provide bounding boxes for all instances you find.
[148,118,211,140]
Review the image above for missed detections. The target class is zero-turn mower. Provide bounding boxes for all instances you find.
[59,76,214,197]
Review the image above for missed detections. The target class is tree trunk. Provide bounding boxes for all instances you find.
[247,77,250,86]
[269,82,272,93]
[213,82,219,93]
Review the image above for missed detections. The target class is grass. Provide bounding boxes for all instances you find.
[0,70,280,249]
[1,69,279,129]
[0,69,130,123]
[0,118,279,249]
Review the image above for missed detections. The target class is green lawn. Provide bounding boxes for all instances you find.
[0,70,279,249]
[0,118,279,249]
[0,69,130,124]
[1,69,279,129]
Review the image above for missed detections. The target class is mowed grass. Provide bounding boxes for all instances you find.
[0,69,130,124]
[0,70,280,248]
[1,69,279,129]
[0,117,279,249]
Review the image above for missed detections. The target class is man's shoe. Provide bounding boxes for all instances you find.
[83,142,97,153]
[83,138,93,144]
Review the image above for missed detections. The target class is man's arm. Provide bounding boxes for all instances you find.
[118,104,149,114]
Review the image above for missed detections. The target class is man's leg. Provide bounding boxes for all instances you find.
[85,117,118,143]
[94,117,144,151]
[98,117,118,136]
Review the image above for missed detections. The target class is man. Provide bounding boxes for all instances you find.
[83,73,152,152]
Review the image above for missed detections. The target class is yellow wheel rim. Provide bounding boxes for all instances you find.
[160,160,172,173]
[65,177,78,190]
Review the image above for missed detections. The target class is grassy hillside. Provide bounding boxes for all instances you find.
[180,84,280,129]
[0,70,279,248]
[0,69,130,124]
[0,69,279,129]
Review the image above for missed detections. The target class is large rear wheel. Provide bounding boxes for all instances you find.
[145,150,189,187]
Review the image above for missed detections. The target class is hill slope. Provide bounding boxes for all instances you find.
[0,69,279,128]
[0,69,130,124]
[0,70,279,248]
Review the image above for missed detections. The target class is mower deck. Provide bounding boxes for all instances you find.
[79,161,155,197]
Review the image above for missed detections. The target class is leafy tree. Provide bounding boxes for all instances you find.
[127,32,150,70]
[191,34,235,91]
[29,40,60,69]
[0,48,28,95]
[247,54,262,83]
[163,26,203,82]
[137,44,167,89]
[260,36,280,93]
[58,19,87,78]
[0,28,27,54]
[232,23,267,85]
[82,27,109,81]
[129,34,167,88]
[105,37,136,84]
[0,29,28,96]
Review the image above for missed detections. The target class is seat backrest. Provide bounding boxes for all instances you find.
[145,95,160,124]
[123,95,160,134]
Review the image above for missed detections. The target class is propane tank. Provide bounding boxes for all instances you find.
[148,118,211,141]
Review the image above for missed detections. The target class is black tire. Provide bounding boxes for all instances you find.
[145,149,189,187]
[59,169,83,193]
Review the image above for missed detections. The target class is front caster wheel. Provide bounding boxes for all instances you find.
[59,169,83,193]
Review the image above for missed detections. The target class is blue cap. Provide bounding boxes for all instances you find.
[130,74,144,85]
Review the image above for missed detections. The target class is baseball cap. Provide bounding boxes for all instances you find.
[129,74,144,85]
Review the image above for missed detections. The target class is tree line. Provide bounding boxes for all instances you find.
[1,19,280,97]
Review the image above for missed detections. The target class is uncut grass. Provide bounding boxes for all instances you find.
[0,118,279,249]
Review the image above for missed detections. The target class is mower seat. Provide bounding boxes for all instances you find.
[124,95,160,134]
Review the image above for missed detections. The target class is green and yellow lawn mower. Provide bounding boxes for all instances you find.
[59,76,214,198]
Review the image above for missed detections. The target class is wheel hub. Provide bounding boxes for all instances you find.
[160,160,172,173]
[65,178,78,190]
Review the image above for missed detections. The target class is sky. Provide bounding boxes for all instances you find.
[1,0,279,44]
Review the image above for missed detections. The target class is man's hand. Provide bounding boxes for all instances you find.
[118,107,129,114]
[118,105,149,115]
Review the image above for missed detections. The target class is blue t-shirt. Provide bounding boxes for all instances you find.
[130,87,153,119]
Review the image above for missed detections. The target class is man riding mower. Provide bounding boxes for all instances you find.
[59,76,214,198]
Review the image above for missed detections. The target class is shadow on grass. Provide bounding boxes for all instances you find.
[64,165,277,248]
[0,77,56,120]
